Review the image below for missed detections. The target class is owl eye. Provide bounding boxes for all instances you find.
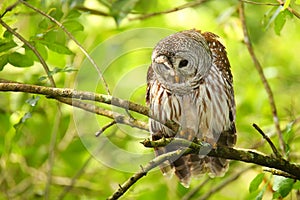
[178,59,189,68]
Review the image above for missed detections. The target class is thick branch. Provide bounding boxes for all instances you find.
[0,81,148,115]
[142,138,300,179]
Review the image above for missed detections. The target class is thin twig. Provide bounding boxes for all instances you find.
[276,0,300,19]
[238,1,286,155]
[107,148,187,200]
[0,18,56,87]
[252,123,281,158]
[129,0,209,21]
[197,166,255,200]
[45,105,61,199]
[0,1,20,18]
[95,120,117,137]
[263,168,297,179]
[240,0,279,6]
[19,0,111,95]
[58,155,94,199]
[75,6,110,16]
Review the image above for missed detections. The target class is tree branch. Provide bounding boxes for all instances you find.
[238,1,286,155]
[142,138,300,179]
[108,137,300,199]
[129,0,209,21]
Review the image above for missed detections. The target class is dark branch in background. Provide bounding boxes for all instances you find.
[0,18,56,87]
[18,0,111,95]
[240,0,279,6]
[197,166,255,200]
[238,1,286,155]
[75,6,110,16]
[129,0,209,21]
[182,178,210,200]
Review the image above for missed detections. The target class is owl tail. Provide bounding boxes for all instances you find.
[155,147,229,187]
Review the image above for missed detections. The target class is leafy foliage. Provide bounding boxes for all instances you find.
[0,0,300,199]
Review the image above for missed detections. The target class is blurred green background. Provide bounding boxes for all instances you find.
[0,0,300,199]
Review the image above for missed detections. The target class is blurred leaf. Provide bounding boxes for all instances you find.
[274,9,293,35]
[26,96,40,107]
[296,0,300,4]
[249,173,265,193]
[48,7,64,21]
[111,0,140,25]
[62,20,84,33]
[264,6,282,31]
[256,187,266,200]
[0,40,17,53]
[3,30,13,39]
[0,54,8,71]
[8,52,34,67]
[38,40,73,55]
[38,19,50,29]
[293,181,300,189]
[43,29,66,44]
[66,9,81,18]
[272,176,294,198]
[97,0,112,7]
[283,0,291,10]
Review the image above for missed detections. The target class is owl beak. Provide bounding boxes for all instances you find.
[174,74,180,83]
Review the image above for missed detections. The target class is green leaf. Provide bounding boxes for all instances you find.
[66,9,81,18]
[111,0,140,25]
[0,40,17,53]
[264,6,282,31]
[3,30,13,39]
[293,181,300,189]
[249,173,265,193]
[274,9,292,35]
[0,54,8,71]
[272,176,294,198]
[62,20,84,33]
[24,42,48,61]
[38,40,73,55]
[8,52,34,67]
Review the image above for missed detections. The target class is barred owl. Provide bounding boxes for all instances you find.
[146,29,236,187]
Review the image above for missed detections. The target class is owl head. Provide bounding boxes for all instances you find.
[150,30,212,94]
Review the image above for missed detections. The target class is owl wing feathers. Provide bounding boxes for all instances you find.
[147,30,236,187]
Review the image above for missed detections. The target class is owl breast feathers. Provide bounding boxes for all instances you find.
[146,29,236,187]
